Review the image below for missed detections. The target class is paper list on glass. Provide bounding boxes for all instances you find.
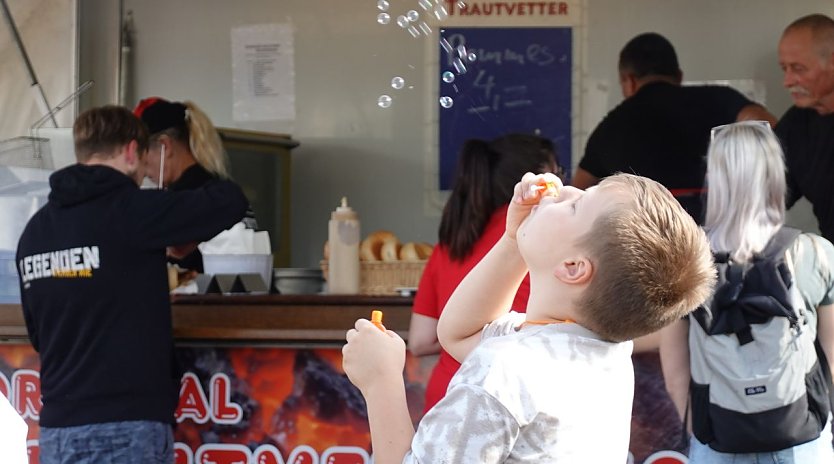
[231,23,296,122]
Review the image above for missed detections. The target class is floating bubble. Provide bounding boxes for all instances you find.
[407,26,421,38]
[419,21,432,35]
[418,0,432,10]
[397,15,409,28]
[378,95,392,108]
[467,52,477,62]
[439,96,454,108]
[433,4,449,20]
[456,45,467,58]
[377,0,389,11]
[457,1,466,8]
[439,37,453,54]
[406,10,419,22]
[377,13,391,25]
[452,57,467,74]
[391,76,405,89]
[442,71,455,83]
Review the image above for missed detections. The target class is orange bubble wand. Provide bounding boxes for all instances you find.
[530,180,559,196]
[371,310,385,331]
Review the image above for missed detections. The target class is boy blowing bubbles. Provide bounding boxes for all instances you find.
[343,172,715,463]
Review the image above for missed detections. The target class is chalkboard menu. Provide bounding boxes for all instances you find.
[438,27,572,190]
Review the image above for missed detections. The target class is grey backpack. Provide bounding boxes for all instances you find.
[688,227,832,453]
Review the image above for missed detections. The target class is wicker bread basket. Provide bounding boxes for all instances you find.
[320,260,426,295]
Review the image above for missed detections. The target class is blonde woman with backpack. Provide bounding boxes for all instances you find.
[660,120,834,463]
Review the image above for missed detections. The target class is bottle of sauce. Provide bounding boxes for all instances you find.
[327,197,360,294]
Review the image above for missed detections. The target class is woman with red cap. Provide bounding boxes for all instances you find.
[133,97,257,272]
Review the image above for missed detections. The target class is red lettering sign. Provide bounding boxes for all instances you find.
[320,446,369,464]
[176,373,210,424]
[195,444,251,464]
[254,444,286,464]
[0,371,9,398]
[174,442,194,464]
[287,445,319,464]
[644,450,688,464]
[210,373,242,424]
[12,369,41,420]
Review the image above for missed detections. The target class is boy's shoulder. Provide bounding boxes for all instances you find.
[480,311,526,339]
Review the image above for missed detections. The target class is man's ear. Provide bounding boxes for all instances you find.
[620,72,638,98]
[554,257,594,285]
[124,140,139,166]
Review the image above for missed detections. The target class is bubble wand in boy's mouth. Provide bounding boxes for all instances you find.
[371,310,385,331]
[530,180,560,196]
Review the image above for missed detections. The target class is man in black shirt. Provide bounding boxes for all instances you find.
[776,14,834,242]
[17,106,247,463]
[574,32,775,224]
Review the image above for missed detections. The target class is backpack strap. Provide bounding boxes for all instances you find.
[704,226,803,344]
[756,226,802,261]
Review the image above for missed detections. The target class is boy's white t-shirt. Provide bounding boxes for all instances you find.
[404,311,634,463]
[0,394,28,464]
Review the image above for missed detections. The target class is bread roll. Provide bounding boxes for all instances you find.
[360,230,397,261]
[400,242,434,261]
[381,237,402,262]
[416,242,434,259]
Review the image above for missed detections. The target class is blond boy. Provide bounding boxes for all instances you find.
[343,172,715,463]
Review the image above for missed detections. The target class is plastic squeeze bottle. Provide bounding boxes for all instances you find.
[327,197,361,294]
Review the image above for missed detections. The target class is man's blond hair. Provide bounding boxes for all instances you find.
[577,174,715,342]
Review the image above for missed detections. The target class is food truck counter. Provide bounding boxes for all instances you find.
[0,294,414,344]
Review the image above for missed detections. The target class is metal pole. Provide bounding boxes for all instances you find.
[0,0,59,128]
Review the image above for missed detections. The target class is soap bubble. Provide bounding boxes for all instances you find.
[391,76,405,89]
[467,52,477,62]
[433,4,449,20]
[378,95,392,108]
[439,96,454,108]
[407,26,420,38]
[377,13,390,24]
[406,10,419,22]
[377,0,389,11]
[452,57,467,74]
[440,37,453,54]
[418,0,432,10]
[442,71,455,83]
[457,1,466,7]
[418,21,432,35]
[397,15,409,28]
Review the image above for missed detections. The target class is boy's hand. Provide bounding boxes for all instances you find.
[343,319,406,394]
[506,172,563,240]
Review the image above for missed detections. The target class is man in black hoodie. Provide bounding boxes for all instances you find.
[16,106,248,464]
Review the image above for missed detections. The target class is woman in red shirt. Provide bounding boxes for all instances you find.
[408,133,561,413]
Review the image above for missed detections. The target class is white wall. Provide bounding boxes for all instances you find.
[96,0,832,266]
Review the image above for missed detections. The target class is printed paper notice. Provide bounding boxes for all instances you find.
[231,24,295,122]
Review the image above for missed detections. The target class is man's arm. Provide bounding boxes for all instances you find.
[736,103,777,126]
[127,179,248,250]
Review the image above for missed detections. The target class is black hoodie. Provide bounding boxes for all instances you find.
[16,164,247,427]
